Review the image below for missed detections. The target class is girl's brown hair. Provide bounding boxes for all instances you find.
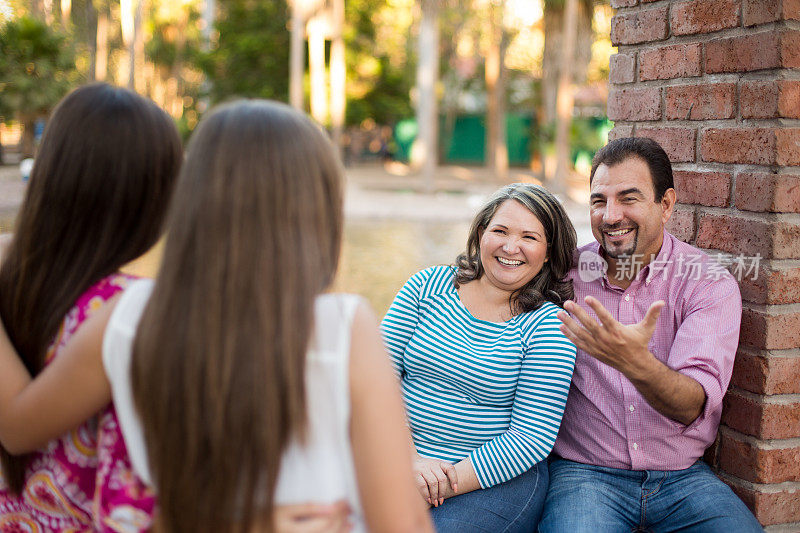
[0,83,182,492]
[130,100,343,533]
[455,183,577,314]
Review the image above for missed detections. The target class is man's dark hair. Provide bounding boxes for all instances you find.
[589,137,674,201]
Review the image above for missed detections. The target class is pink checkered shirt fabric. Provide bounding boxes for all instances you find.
[552,230,742,471]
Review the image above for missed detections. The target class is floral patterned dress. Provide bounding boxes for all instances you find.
[0,274,155,533]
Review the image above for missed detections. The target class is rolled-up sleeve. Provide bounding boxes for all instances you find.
[670,272,741,434]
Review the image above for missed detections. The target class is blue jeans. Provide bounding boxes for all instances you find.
[430,460,548,533]
[538,458,763,533]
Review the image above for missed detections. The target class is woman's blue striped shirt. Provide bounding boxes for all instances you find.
[381,266,576,489]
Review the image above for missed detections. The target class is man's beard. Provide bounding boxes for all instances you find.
[600,223,639,259]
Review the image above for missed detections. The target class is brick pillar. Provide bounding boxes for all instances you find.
[607,0,800,529]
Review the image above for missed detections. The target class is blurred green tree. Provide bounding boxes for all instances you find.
[344,0,413,126]
[0,15,76,156]
[198,0,290,103]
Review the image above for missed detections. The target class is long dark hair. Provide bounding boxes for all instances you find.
[130,100,343,533]
[455,183,576,314]
[0,83,182,492]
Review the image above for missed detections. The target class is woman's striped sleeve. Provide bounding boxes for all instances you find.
[468,305,576,488]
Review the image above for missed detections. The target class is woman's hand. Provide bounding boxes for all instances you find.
[273,501,352,533]
[412,454,458,507]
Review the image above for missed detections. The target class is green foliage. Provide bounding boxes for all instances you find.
[343,0,413,125]
[198,0,290,103]
[346,56,413,126]
[0,15,77,120]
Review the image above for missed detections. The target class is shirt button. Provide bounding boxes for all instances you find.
[633,442,639,450]
[629,404,635,412]
[624,294,630,301]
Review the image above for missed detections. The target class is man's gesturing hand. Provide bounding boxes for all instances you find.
[556,296,664,379]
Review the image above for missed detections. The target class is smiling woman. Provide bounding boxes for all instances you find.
[381,183,579,533]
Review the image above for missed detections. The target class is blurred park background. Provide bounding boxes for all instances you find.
[0,0,610,312]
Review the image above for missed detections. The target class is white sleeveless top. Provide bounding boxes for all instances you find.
[102,279,366,531]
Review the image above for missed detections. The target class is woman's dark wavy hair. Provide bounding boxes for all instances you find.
[454,183,577,314]
[0,83,182,493]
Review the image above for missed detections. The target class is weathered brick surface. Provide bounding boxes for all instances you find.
[639,43,702,80]
[665,205,696,242]
[636,128,696,162]
[665,83,736,120]
[672,170,731,206]
[611,6,669,46]
[607,124,635,141]
[695,213,770,256]
[743,0,800,25]
[700,128,775,165]
[609,53,636,84]
[740,81,800,119]
[782,29,800,68]
[776,129,800,166]
[607,87,661,121]
[671,0,740,35]
[731,350,800,394]
[740,308,800,350]
[727,479,800,526]
[611,0,639,7]
[772,220,800,258]
[719,431,800,484]
[706,32,783,73]
[723,389,800,439]
[739,265,800,305]
[735,172,800,213]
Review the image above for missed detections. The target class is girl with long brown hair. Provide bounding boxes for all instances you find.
[0,82,182,531]
[0,100,431,533]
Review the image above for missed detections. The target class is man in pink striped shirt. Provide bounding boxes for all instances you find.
[538,137,762,532]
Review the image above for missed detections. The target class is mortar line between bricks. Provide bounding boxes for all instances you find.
[625,71,800,89]
[615,22,782,49]
[728,386,800,403]
[719,426,800,448]
[697,205,800,223]
[741,301,800,314]
[756,258,800,269]
[718,470,800,492]
[736,346,800,358]
[764,522,800,533]
[693,248,800,269]
[612,117,796,128]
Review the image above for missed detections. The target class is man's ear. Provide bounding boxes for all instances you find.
[661,188,677,225]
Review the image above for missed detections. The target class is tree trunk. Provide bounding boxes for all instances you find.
[41,0,53,23]
[60,0,71,26]
[330,0,345,154]
[552,0,578,195]
[20,114,36,159]
[95,3,109,81]
[120,0,134,88]
[541,0,593,125]
[308,14,328,126]
[132,0,145,93]
[414,0,439,193]
[85,0,97,80]
[289,0,305,110]
[30,0,42,18]
[167,7,188,117]
[485,2,508,182]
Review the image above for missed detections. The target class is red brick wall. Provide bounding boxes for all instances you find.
[607,0,800,528]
